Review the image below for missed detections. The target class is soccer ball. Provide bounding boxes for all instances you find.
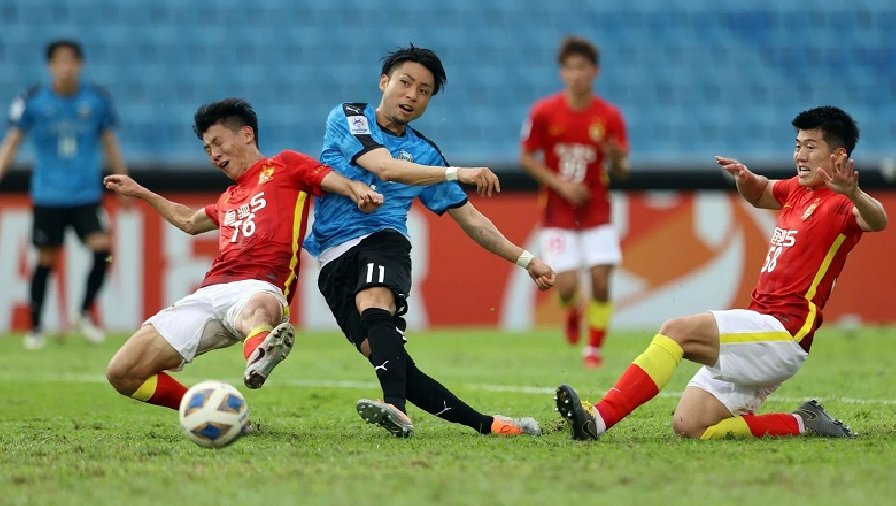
[178,380,249,448]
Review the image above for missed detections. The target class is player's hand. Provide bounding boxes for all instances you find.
[817,153,859,198]
[526,257,556,291]
[458,167,501,197]
[602,138,628,176]
[352,181,383,213]
[556,180,591,206]
[715,155,754,183]
[104,174,147,198]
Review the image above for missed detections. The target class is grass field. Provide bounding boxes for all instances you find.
[2,326,895,505]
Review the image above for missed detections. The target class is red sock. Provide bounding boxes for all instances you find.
[594,334,683,430]
[131,372,188,410]
[742,414,802,437]
[588,327,606,349]
[243,332,269,359]
[595,363,660,429]
[243,324,273,359]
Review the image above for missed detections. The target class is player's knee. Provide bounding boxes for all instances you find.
[105,357,136,396]
[671,415,707,439]
[240,292,283,325]
[658,317,690,344]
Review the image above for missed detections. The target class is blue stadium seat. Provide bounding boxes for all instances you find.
[1,0,893,165]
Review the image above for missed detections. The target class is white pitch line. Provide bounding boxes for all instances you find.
[6,372,896,406]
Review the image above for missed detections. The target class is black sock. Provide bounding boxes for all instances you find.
[360,308,408,413]
[405,354,493,434]
[30,264,52,332]
[81,250,110,314]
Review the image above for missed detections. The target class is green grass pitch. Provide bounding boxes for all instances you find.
[2,326,895,505]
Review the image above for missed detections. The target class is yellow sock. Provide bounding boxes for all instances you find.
[246,324,273,341]
[632,334,683,389]
[131,375,158,402]
[700,417,752,440]
[587,301,612,329]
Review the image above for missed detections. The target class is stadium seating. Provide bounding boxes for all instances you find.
[1,0,893,166]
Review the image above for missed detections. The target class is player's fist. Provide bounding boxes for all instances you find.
[104,174,147,198]
[526,257,556,291]
[458,167,501,197]
[351,181,383,213]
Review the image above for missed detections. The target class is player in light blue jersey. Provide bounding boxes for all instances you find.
[306,45,556,438]
[0,40,129,350]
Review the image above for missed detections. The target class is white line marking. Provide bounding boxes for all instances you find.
[8,372,896,406]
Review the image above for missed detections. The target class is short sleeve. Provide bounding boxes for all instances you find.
[520,103,545,152]
[98,89,117,131]
[419,181,468,216]
[279,150,333,196]
[772,177,798,205]
[324,104,384,166]
[606,107,629,151]
[204,202,220,226]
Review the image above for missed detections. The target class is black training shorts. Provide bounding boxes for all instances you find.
[32,203,106,248]
[317,229,411,348]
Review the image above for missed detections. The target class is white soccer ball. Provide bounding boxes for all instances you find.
[178,380,249,448]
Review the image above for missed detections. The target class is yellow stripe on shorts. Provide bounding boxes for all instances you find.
[719,331,795,344]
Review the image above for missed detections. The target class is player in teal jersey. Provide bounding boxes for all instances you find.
[306,46,556,438]
[0,40,129,349]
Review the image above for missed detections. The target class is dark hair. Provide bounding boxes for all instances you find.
[46,39,83,62]
[791,106,860,156]
[558,36,599,66]
[193,98,260,146]
[380,45,446,96]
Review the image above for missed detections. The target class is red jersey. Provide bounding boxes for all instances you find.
[521,92,628,229]
[201,150,331,302]
[749,177,863,350]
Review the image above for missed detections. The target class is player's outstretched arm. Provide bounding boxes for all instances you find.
[103,174,216,234]
[715,155,780,209]
[0,128,24,184]
[356,147,500,196]
[448,202,556,291]
[818,153,888,232]
[319,171,384,213]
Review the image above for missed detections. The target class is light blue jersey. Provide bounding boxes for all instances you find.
[304,103,467,257]
[8,83,116,206]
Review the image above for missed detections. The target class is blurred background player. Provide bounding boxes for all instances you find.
[306,45,556,438]
[104,98,381,412]
[0,39,129,349]
[556,106,887,441]
[520,36,629,368]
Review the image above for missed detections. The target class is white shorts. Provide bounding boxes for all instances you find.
[145,279,288,363]
[687,309,809,415]
[539,225,621,273]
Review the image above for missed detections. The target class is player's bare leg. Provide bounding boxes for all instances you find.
[237,292,294,389]
[555,270,581,346]
[106,324,187,410]
[25,247,58,350]
[584,264,613,368]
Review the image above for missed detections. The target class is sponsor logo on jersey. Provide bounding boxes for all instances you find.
[348,116,370,135]
[397,149,413,162]
[79,102,91,119]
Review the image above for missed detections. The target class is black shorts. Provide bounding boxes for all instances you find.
[317,229,411,349]
[32,203,106,248]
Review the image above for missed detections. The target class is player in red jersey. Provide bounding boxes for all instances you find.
[556,106,887,440]
[103,99,382,413]
[520,36,629,368]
